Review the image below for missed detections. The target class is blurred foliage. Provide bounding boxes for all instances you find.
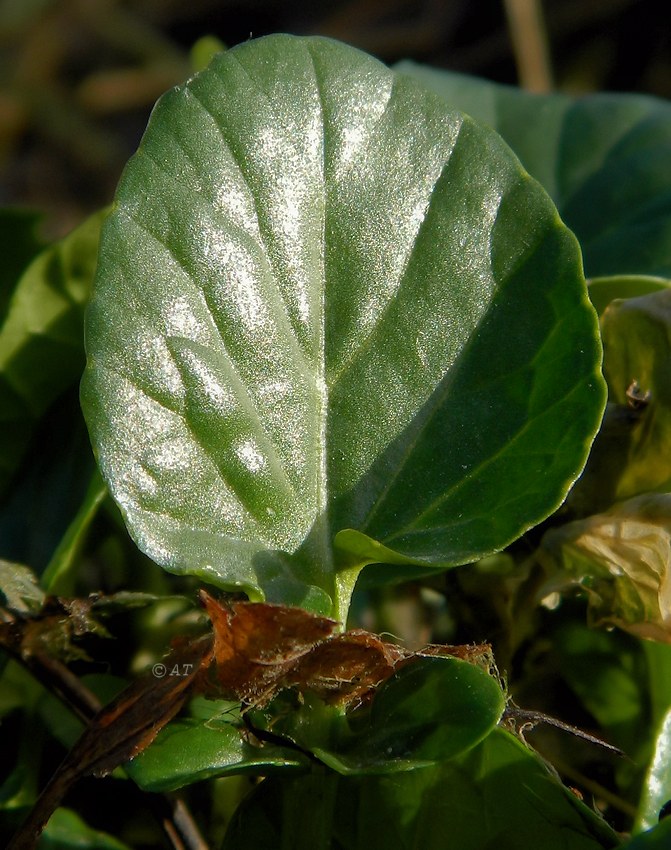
[0,0,669,237]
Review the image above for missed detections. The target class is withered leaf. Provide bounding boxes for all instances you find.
[201,592,414,708]
[8,634,213,850]
[200,590,338,705]
[417,642,498,674]
[80,634,214,775]
[288,630,407,705]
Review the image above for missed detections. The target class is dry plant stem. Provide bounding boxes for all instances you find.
[504,704,626,758]
[153,795,211,850]
[503,0,554,91]
[1,607,210,850]
[22,650,103,721]
[6,764,72,850]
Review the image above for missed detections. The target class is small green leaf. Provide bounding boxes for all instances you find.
[126,714,307,792]
[129,655,503,787]
[190,36,227,72]
[82,34,604,613]
[319,655,505,773]
[252,654,505,776]
[41,808,132,850]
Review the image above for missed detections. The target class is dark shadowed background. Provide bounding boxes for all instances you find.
[0,0,669,237]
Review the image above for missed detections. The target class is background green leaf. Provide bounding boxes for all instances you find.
[546,620,650,761]
[40,808,132,850]
[587,276,671,317]
[397,64,671,279]
[563,280,671,517]
[223,728,620,849]
[0,211,102,497]
[82,34,604,611]
[600,288,671,498]
[0,209,43,319]
[620,819,671,850]
[40,469,107,594]
[0,390,97,572]
[537,494,671,643]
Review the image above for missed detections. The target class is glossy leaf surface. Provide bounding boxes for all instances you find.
[635,706,671,832]
[398,63,671,278]
[314,655,505,773]
[126,715,306,792]
[82,35,604,608]
[223,728,619,849]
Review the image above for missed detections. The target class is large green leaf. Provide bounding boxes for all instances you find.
[397,64,671,279]
[82,34,604,613]
[222,728,620,850]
